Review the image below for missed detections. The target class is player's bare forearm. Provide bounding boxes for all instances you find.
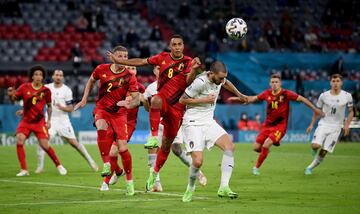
[179,93,215,105]
[223,80,247,100]
[186,68,198,85]
[116,58,148,67]
[297,96,321,114]
[344,107,354,128]
[60,105,74,112]
[247,96,258,103]
[82,76,96,101]
[46,104,52,122]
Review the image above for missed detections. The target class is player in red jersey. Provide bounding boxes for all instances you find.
[101,66,147,191]
[7,65,67,176]
[75,46,140,195]
[230,74,323,175]
[108,34,200,191]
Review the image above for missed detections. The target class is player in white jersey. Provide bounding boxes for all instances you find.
[35,70,98,173]
[179,61,247,202]
[304,74,354,175]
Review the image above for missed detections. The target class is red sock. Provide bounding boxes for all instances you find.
[110,155,123,175]
[103,174,112,184]
[119,150,132,181]
[149,108,161,136]
[45,147,61,167]
[154,146,171,173]
[97,130,111,163]
[256,147,269,168]
[16,144,27,170]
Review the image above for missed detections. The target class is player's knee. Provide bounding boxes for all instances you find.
[109,145,118,156]
[117,140,128,153]
[192,158,203,168]
[171,144,182,156]
[150,96,162,109]
[311,144,320,150]
[95,119,108,130]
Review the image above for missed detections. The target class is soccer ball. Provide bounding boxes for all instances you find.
[225,18,247,40]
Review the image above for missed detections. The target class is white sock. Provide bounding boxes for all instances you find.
[77,143,95,165]
[307,156,324,170]
[148,154,157,167]
[188,165,200,191]
[178,151,192,167]
[36,144,45,169]
[220,150,234,188]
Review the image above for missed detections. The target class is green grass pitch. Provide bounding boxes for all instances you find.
[0,143,359,213]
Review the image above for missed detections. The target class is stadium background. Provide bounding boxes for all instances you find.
[0,0,359,144]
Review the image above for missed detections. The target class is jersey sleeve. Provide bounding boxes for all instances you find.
[256,90,268,101]
[346,93,353,108]
[286,90,299,101]
[147,53,162,65]
[15,84,24,99]
[45,88,51,104]
[184,77,204,98]
[92,65,102,80]
[316,93,324,108]
[65,88,74,105]
[128,74,138,93]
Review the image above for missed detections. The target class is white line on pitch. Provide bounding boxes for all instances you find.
[0,179,209,200]
[0,198,180,207]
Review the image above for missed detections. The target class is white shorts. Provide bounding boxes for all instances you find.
[312,125,342,153]
[172,125,184,144]
[48,118,76,140]
[183,121,227,153]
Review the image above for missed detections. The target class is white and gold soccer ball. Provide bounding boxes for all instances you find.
[225,18,247,40]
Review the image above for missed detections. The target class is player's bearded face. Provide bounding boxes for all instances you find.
[112,51,128,65]
[52,71,64,84]
[169,38,184,58]
[32,70,44,84]
[212,72,227,85]
[270,78,281,91]
[330,78,342,90]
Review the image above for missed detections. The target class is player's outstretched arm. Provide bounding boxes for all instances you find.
[56,103,74,112]
[344,107,354,136]
[223,80,248,103]
[107,51,148,67]
[179,93,216,105]
[74,76,97,111]
[186,57,202,85]
[297,95,325,117]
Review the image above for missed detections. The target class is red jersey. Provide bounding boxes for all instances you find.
[127,82,146,121]
[15,83,51,123]
[92,64,138,114]
[257,89,299,128]
[147,52,192,109]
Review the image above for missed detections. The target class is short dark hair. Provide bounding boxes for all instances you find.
[29,65,46,80]
[171,34,183,40]
[271,73,281,80]
[210,61,227,74]
[331,73,343,80]
[112,45,127,53]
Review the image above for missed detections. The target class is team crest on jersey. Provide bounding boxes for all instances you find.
[178,62,184,71]
[279,95,284,102]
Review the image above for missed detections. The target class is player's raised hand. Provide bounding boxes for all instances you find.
[191,57,202,70]
[74,99,87,111]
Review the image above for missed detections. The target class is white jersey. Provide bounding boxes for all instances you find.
[45,83,73,120]
[183,72,224,125]
[144,81,157,99]
[317,90,353,128]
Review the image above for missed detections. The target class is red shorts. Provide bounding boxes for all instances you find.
[256,125,287,145]
[157,93,184,139]
[16,119,49,139]
[127,119,137,141]
[94,109,128,141]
